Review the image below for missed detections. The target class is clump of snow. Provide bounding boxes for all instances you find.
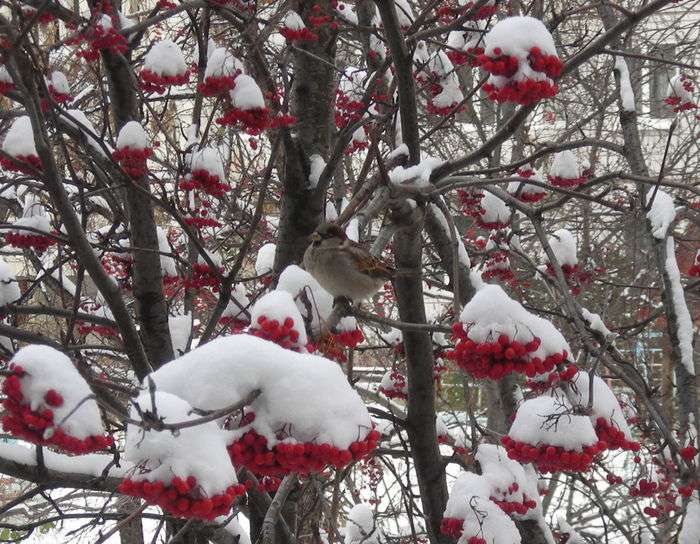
[335,2,358,25]
[222,284,251,321]
[484,16,556,58]
[282,11,305,30]
[2,116,37,158]
[7,345,106,439]
[580,308,611,337]
[646,189,676,239]
[230,74,265,110]
[144,40,188,77]
[388,157,444,189]
[556,515,587,544]
[444,472,493,520]
[665,237,695,376]
[149,334,373,449]
[0,260,21,307]
[255,243,276,276]
[125,391,237,496]
[509,396,598,451]
[344,504,381,544]
[475,443,540,512]
[546,229,577,267]
[48,70,71,96]
[12,194,52,233]
[249,290,308,347]
[169,313,193,356]
[614,57,635,112]
[116,121,150,150]
[380,328,403,347]
[680,499,700,544]
[205,48,243,79]
[190,147,226,179]
[308,154,326,189]
[157,227,178,278]
[478,190,511,228]
[461,495,521,544]
[549,151,580,179]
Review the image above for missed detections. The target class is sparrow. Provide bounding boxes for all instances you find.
[303,223,394,303]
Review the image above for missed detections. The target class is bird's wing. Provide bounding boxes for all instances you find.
[345,241,395,280]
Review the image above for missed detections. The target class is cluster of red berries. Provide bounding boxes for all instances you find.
[280,25,319,42]
[525,365,577,393]
[594,418,640,452]
[4,232,56,254]
[688,251,700,276]
[249,316,304,351]
[0,153,43,175]
[472,208,511,230]
[72,13,128,62]
[47,84,72,105]
[478,47,562,105]
[102,253,133,288]
[457,188,484,214]
[344,137,369,155]
[501,435,607,473]
[606,473,623,485]
[183,202,222,230]
[140,69,190,95]
[665,75,697,113]
[482,251,515,283]
[447,325,566,380]
[379,370,408,400]
[630,478,658,498]
[440,517,463,538]
[183,263,221,291]
[643,503,678,519]
[308,4,334,27]
[217,107,271,136]
[492,495,537,516]
[227,428,380,476]
[2,365,113,454]
[0,79,14,95]
[112,146,153,178]
[436,1,497,23]
[678,483,697,498]
[77,323,120,338]
[257,475,282,493]
[547,174,587,188]
[335,92,365,129]
[446,47,484,68]
[310,329,364,363]
[198,74,237,96]
[117,476,245,520]
[679,445,698,461]
[179,169,231,198]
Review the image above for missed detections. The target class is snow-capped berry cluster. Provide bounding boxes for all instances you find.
[46,71,72,104]
[446,20,486,67]
[547,151,586,188]
[524,363,578,393]
[74,10,128,61]
[139,40,190,94]
[504,396,606,472]
[180,148,230,197]
[478,16,562,105]
[228,427,380,476]
[688,250,700,277]
[665,74,697,113]
[509,164,547,203]
[0,116,42,174]
[458,187,485,215]
[218,285,251,332]
[183,199,221,230]
[112,121,152,178]
[378,369,408,400]
[0,65,14,95]
[183,252,223,291]
[472,191,511,229]
[414,42,464,116]
[121,391,244,520]
[2,345,113,454]
[217,75,270,135]
[280,11,318,42]
[248,291,308,351]
[198,48,243,97]
[4,195,55,254]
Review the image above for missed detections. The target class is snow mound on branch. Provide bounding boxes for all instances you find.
[344,503,381,544]
[459,284,571,361]
[308,154,326,189]
[205,48,243,78]
[389,157,444,189]
[157,227,178,278]
[665,237,695,376]
[484,16,556,58]
[0,260,21,307]
[190,147,226,179]
[148,334,373,449]
[116,121,149,150]
[249,289,308,347]
[614,57,635,112]
[48,70,70,95]
[144,40,188,77]
[509,396,598,451]
[429,201,470,267]
[461,495,521,544]
[580,308,611,337]
[230,74,265,110]
[445,472,493,519]
[282,11,305,30]
[393,0,414,27]
[546,229,577,266]
[680,499,700,544]
[380,328,403,346]
[2,116,37,158]
[278,264,358,334]
[255,243,276,275]
[564,372,632,440]
[8,345,106,439]
[475,443,539,509]
[549,150,579,179]
[125,391,237,496]
[479,190,510,226]
[13,194,51,233]
[646,189,675,239]
[335,3,358,25]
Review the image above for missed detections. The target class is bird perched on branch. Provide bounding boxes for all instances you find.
[303,223,394,304]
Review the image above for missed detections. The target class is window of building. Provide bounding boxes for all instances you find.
[649,44,676,118]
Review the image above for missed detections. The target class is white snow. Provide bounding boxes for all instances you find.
[393,0,414,27]
[308,154,326,189]
[63,109,108,156]
[157,226,178,278]
[380,328,403,346]
[205,48,243,79]
[344,504,381,544]
[479,190,511,226]
[475,443,540,511]
[665,237,695,376]
[148,335,373,449]
[230,74,265,110]
[445,472,493,519]
[614,56,635,112]
[125,391,238,496]
[460,495,521,544]
[282,11,306,31]
[388,157,444,189]
[143,40,188,77]
[2,116,37,157]
[429,202,470,267]
[580,308,611,337]
[549,150,580,179]
[12,194,51,233]
[509,396,599,451]
[8,345,106,440]
[169,313,193,356]
[250,289,308,347]
[669,74,694,104]
[0,259,21,307]
[222,284,251,321]
[116,120,149,150]
[255,243,276,276]
[335,3,358,25]
[646,188,676,239]
[680,499,700,544]
[546,229,577,267]
[190,147,226,178]
[0,65,12,86]
[48,70,71,95]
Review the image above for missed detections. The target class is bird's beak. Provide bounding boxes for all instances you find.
[309,232,321,242]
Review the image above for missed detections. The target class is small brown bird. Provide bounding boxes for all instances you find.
[303,223,394,303]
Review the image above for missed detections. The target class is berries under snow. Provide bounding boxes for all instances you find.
[0,116,42,174]
[112,121,153,178]
[140,40,190,94]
